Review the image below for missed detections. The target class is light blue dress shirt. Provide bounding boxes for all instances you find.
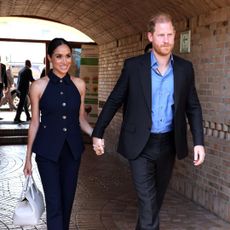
[151,52,174,133]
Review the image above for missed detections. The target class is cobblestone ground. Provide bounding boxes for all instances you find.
[0,144,230,229]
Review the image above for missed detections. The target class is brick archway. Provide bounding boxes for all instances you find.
[1,0,229,44]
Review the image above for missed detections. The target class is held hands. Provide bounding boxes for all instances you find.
[193,145,205,166]
[92,137,105,155]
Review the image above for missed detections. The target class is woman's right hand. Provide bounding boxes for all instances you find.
[23,159,32,176]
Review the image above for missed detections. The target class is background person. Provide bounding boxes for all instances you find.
[40,57,46,78]
[92,12,205,230]
[14,59,35,123]
[23,38,93,230]
[0,56,8,119]
[144,42,153,53]
[0,56,7,99]
[0,56,8,120]
[1,64,15,110]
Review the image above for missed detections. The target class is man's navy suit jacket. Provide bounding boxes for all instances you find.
[92,53,204,160]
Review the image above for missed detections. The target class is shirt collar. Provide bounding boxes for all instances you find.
[151,52,174,68]
[48,69,71,85]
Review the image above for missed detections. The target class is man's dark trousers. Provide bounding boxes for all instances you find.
[130,132,176,230]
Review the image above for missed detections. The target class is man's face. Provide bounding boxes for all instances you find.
[147,21,175,57]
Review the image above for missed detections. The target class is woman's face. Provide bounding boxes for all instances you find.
[48,44,72,77]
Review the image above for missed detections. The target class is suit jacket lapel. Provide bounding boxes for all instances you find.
[138,54,183,114]
[139,53,151,113]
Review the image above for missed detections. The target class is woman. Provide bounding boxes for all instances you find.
[23,38,93,230]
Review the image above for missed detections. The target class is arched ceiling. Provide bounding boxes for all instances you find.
[1,0,229,45]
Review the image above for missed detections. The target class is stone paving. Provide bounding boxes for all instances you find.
[0,143,230,229]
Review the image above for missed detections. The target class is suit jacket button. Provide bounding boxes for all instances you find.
[63,128,67,132]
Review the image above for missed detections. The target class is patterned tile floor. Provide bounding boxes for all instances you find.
[0,143,230,229]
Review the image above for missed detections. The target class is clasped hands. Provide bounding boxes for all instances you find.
[92,137,105,155]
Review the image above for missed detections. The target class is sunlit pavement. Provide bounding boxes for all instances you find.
[0,108,27,124]
[0,144,230,230]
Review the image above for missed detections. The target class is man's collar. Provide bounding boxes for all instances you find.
[151,52,174,67]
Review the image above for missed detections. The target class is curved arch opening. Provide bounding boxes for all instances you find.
[0,17,94,42]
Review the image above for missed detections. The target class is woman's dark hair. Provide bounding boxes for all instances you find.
[47,38,72,56]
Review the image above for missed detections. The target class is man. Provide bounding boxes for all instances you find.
[0,57,8,120]
[14,60,35,123]
[144,42,153,53]
[92,13,205,230]
[40,57,46,78]
[0,57,7,100]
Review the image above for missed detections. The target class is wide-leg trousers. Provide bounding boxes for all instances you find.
[36,141,81,230]
[129,132,176,230]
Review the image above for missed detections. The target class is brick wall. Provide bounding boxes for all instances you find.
[97,35,145,155]
[171,7,230,222]
[97,7,230,222]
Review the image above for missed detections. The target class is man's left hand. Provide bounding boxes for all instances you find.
[193,145,205,166]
